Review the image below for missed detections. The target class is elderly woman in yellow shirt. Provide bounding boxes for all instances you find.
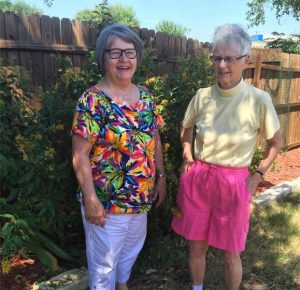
[172,23,283,290]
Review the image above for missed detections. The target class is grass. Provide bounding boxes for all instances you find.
[241,192,300,290]
[130,192,300,290]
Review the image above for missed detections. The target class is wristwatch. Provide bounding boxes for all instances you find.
[255,170,264,178]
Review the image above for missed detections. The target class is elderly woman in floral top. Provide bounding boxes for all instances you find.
[71,24,166,290]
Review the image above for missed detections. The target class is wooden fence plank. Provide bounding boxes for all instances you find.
[180,37,187,57]
[16,13,29,42]
[132,27,141,38]
[72,19,82,69]
[61,18,72,45]
[28,14,41,42]
[51,17,61,44]
[81,22,89,47]
[5,12,18,40]
[186,38,194,57]
[43,53,55,89]
[72,19,82,46]
[174,37,181,58]
[0,12,5,39]
[288,54,300,104]
[4,13,19,65]
[155,32,164,58]
[140,28,151,47]
[31,51,44,88]
[193,39,201,58]
[89,26,97,47]
[148,29,155,48]
[41,15,52,45]
[157,32,169,59]
[17,13,32,85]
[0,12,7,64]
[168,36,175,59]
[41,15,55,89]
[28,14,43,88]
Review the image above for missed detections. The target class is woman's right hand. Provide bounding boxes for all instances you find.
[83,195,107,227]
[181,158,194,173]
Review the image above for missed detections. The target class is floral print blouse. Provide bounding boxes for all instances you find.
[71,85,164,214]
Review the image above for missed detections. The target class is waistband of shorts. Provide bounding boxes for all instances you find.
[195,159,249,173]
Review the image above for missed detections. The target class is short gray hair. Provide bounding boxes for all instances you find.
[212,24,252,55]
[95,24,144,73]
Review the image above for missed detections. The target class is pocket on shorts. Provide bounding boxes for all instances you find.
[180,161,197,178]
[243,179,252,203]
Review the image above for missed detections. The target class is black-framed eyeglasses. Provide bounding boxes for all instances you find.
[105,48,137,59]
[210,55,247,64]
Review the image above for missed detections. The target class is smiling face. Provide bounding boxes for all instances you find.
[104,37,137,84]
[213,44,249,89]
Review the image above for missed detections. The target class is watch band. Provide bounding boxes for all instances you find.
[255,170,264,178]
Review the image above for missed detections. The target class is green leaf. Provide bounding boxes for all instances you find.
[35,231,77,262]
[0,213,16,220]
[28,244,59,273]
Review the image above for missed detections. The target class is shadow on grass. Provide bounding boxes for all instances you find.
[241,192,300,290]
[129,192,300,290]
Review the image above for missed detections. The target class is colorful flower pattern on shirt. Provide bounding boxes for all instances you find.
[71,85,164,214]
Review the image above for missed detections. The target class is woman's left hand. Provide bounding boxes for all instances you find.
[153,177,166,207]
[246,173,262,196]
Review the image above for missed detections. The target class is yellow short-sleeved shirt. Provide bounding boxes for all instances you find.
[182,79,280,167]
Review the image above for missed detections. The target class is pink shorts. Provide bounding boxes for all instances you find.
[171,160,251,253]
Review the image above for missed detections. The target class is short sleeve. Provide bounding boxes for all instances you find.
[182,93,199,128]
[259,92,280,140]
[139,85,164,130]
[71,90,102,144]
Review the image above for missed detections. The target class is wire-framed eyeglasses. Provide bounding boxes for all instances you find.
[210,55,247,64]
[105,48,137,59]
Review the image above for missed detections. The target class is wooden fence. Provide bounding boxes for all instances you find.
[244,49,300,149]
[0,12,202,89]
[0,12,98,89]
[0,12,299,148]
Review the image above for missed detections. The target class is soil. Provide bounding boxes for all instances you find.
[255,146,300,193]
[1,147,299,290]
[0,254,48,290]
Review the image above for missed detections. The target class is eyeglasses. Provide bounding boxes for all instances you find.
[210,55,247,64]
[105,48,137,59]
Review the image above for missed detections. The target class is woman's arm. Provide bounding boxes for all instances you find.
[247,129,283,195]
[181,126,194,172]
[154,130,166,207]
[72,135,106,226]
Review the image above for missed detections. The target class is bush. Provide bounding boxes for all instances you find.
[266,36,300,54]
[0,65,84,272]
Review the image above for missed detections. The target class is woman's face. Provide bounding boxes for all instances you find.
[212,44,249,89]
[104,37,137,83]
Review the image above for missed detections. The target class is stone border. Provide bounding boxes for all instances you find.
[252,177,300,208]
[32,268,88,290]
[33,177,300,290]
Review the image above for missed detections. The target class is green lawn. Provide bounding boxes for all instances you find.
[130,192,300,290]
[241,192,300,290]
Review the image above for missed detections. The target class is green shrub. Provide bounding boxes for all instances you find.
[0,65,82,271]
[266,36,300,54]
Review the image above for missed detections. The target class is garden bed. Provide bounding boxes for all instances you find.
[1,147,299,290]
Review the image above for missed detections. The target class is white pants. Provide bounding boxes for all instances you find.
[81,207,147,290]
